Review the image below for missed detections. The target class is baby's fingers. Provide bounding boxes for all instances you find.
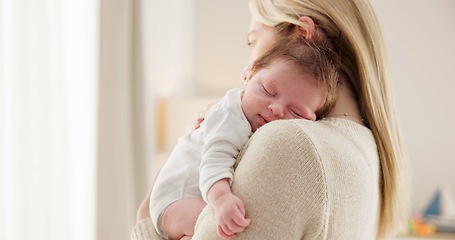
[233,214,251,228]
[218,225,235,240]
[223,210,250,234]
[226,220,246,235]
[233,204,251,228]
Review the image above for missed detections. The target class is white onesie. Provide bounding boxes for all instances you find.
[149,88,252,238]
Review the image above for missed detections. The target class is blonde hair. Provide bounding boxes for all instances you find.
[249,0,410,238]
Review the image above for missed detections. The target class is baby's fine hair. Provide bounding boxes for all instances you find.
[251,34,341,118]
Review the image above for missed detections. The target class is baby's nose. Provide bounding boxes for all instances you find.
[268,104,285,118]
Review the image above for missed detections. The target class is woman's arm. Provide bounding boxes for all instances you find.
[132,170,163,240]
[192,120,327,239]
[136,185,153,223]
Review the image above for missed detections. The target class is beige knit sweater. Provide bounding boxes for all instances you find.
[131,118,380,240]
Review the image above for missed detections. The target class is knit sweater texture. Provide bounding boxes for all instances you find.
[131,118,380,240]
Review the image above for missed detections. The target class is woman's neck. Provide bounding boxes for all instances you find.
[325,85,364,125]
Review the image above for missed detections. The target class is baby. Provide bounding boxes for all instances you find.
[150,36,340,240]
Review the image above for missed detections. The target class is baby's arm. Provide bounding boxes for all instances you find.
[207,178,251,239]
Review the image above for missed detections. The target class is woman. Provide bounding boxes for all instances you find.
[132,0,409,239]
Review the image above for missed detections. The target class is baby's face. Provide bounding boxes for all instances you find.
[241,58,325,132]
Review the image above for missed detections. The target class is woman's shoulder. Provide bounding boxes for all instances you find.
[235,119,324,171]
[237,118,378,174]
[243,117,380,202]
[234,118,380,239]
[251,118,375,150]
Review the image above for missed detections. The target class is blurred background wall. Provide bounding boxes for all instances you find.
[371,0,455,214]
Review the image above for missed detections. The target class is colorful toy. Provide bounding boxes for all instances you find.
[421,185,455,234]
[408,215,437,236]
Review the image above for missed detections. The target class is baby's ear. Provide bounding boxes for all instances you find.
[295,16,316,40]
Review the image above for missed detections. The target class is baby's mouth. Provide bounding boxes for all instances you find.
[259,115,271,126]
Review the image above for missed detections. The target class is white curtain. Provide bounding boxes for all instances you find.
[0,0,151,239]
[0,0,98,239]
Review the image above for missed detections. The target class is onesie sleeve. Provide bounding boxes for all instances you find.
[199,106,251,202]
[193,120,328,239]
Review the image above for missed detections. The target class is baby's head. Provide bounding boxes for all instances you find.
[241,36,340,131]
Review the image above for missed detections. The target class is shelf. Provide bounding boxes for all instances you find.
[396,233,455,239]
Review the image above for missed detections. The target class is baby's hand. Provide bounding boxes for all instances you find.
[212,192,251,239]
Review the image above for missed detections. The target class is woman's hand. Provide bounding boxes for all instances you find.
[194,116,205,129]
